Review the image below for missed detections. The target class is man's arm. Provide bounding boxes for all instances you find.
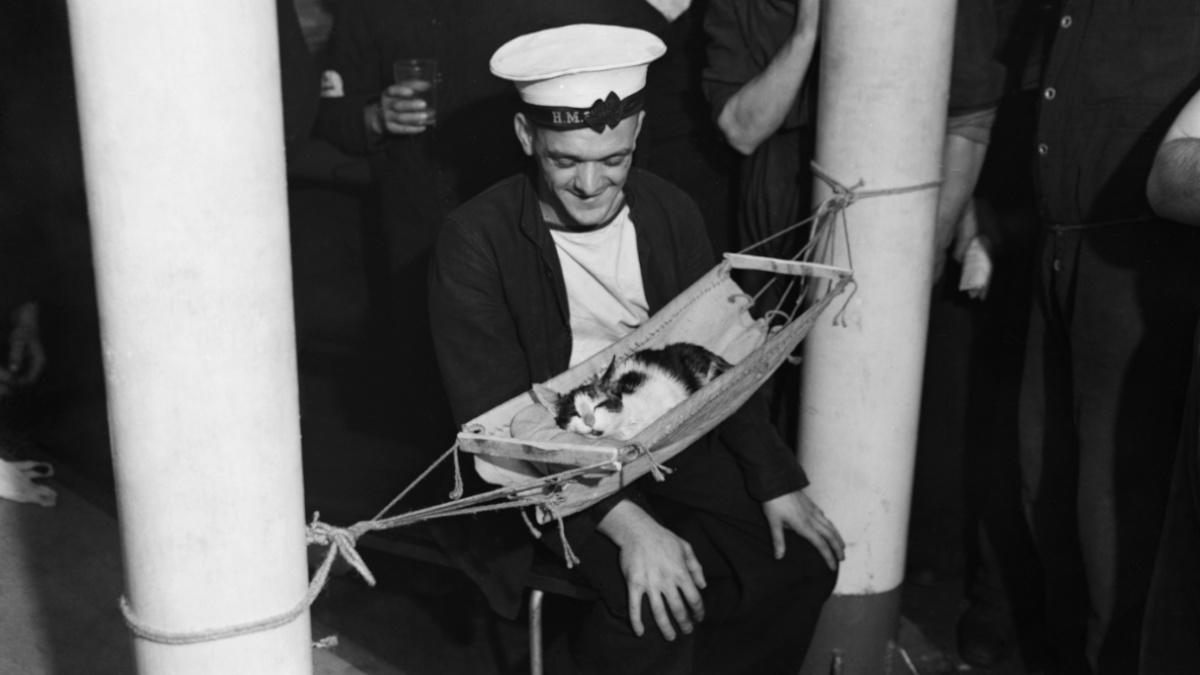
[597,500,706,641]
[934,110,994,285]
[1147,86,1200,226]
[709,0,819,156]
[428,217,536,425]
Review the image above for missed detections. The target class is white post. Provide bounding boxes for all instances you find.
[66,2,312,673]
[797,1,955,672]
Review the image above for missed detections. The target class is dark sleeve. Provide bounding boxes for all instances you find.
[0,217,51,314]
[701,0,757,123]
[718,392,808,501]
[668,182,810,502]
[276,0,318,158]
[428,218,534,426]
[313,0,384,156]
[949,0,1006,116]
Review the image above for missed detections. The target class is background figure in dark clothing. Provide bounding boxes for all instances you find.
[700,0,821,443]
[1017,1,1200,672]
[1139,81,1200,675]
[914,2,1057,670]
[637,0,740,254]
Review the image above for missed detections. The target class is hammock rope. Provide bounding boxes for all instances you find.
[119,442,607,645]
[117,164,942,648]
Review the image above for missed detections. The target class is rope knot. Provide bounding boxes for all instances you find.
[629,444,674,482]
[307,513,377,587]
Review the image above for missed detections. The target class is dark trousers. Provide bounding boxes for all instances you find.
[1018,222,1200,674]
[544,442,836,675]
[1140,319,1200,674]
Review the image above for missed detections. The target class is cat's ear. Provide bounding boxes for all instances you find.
[530,383,560,412]
[600,355,618,382]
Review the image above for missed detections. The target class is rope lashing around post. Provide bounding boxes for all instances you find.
[810,161,942,208]
[809,162,942,326]
[738,161,941,262]
[119,514,374,647]
[118,442,615,646]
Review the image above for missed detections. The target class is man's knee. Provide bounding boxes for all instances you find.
[739,531,837,616]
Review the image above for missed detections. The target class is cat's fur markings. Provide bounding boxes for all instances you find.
[536,342,730,441]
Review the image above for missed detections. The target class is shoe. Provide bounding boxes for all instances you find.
[956,599,1015,668]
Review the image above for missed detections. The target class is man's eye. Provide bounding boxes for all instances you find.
[552,158,576,169]
[604,156,626,167]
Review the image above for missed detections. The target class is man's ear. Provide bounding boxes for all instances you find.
[633,110,645,143]
[514,112,536,157]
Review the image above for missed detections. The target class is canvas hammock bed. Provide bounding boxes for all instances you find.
[458,253,851,520]
[119,166,940,647]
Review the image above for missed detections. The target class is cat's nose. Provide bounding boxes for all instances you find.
[583,412,595,427]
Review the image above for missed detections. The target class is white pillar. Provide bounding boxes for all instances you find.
[797,1,955,672]
[66,2,311,673]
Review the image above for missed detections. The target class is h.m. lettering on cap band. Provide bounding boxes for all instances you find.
[522,90,645,132]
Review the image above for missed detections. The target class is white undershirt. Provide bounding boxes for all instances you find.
[550,205,649,366]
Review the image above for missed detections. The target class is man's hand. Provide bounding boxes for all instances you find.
[762,489,845,570]
[0,302,45,390]
[365,84,435,139]
[598,500,707,641]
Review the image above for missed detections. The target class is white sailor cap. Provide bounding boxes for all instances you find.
[490,24,666,132]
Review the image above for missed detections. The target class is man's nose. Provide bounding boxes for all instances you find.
[573,163,602,196]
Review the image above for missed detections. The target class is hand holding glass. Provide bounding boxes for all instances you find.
[383,58,437,133]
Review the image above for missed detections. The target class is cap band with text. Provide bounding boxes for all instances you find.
[521,90,645,132]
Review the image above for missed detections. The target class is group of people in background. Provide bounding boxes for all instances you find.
[1,0,1197,673]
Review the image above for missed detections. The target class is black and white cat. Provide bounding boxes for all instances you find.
[535,342,731,441]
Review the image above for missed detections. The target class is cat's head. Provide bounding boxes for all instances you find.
[533,358,645,438]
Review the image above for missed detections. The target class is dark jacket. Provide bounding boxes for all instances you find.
[428,168,807,617]
[1035,0,1200,226]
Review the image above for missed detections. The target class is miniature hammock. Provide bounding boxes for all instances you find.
[448,161,904,522]
[457,254,851,520]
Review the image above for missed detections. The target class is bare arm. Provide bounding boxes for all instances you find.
[715,0,819,156]
[933,129,990,283]
[1147,87,1200,226]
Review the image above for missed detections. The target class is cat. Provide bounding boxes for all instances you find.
[535,342,731,441]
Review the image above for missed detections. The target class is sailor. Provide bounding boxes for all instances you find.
[428,24,844,674]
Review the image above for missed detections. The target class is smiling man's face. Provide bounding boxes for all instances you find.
[515,112,642,229]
